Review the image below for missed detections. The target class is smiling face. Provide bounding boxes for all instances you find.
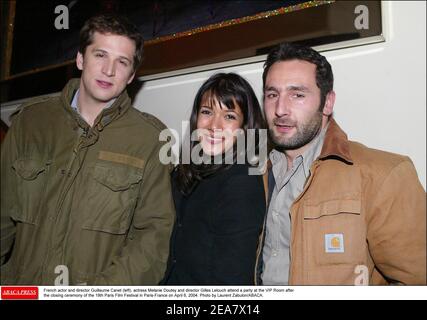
[76,32,136,109]
[264,60,334,154]
[196,92,244,156]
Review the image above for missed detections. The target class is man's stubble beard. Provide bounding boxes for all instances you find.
[269,109,323,151]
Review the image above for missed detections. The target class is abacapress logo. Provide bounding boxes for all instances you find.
[1,287,39,300]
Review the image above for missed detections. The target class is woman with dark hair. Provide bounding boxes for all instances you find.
[162,72,267,285]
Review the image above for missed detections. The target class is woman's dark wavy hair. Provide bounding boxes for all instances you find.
[176,73,266,196]
[262,42,334,109]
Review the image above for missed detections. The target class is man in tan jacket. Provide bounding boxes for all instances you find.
[256,42,426,285]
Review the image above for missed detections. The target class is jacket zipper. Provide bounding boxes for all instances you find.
[288,160,320,285]
[40,130,88,282]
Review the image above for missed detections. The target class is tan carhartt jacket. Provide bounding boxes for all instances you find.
[256,119,426,285]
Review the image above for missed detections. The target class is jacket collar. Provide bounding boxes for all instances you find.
[61,78,131,131]
[318,118,353,164]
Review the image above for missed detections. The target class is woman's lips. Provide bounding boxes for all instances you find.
[205,136,224,145]
[96,80,113,89]
[201,134,228,145]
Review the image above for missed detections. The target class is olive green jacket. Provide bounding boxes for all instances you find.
[1,79,175,285]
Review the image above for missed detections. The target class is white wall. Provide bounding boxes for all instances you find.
[133,1,426,189]
[1,1,425,189]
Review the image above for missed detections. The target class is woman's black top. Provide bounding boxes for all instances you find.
[162,164,266,285]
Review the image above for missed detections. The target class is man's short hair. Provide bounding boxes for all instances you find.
[79,14,144,72]
[263,42,334,109]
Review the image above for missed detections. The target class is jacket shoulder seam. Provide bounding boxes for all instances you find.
[131,110,167,133]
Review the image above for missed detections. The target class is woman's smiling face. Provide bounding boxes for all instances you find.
[196,92,244,156]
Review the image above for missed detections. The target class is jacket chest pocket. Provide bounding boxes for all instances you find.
[303,198,366,267]
[12,158,51,224]
[82,162,143,234]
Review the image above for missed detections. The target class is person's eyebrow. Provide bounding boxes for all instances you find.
[264,86,279,92]
[224,108,239,114]
[92,48,107,54]
[287,85,310,92]
[92,48,132,63]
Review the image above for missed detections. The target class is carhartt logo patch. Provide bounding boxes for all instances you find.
[325,233,344,253]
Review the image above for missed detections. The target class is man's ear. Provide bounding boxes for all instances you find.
[323,91,335,117]
[76,51,84,71]
[127,72,136,85]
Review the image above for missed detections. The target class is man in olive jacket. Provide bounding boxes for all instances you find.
[0,14,174,285]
